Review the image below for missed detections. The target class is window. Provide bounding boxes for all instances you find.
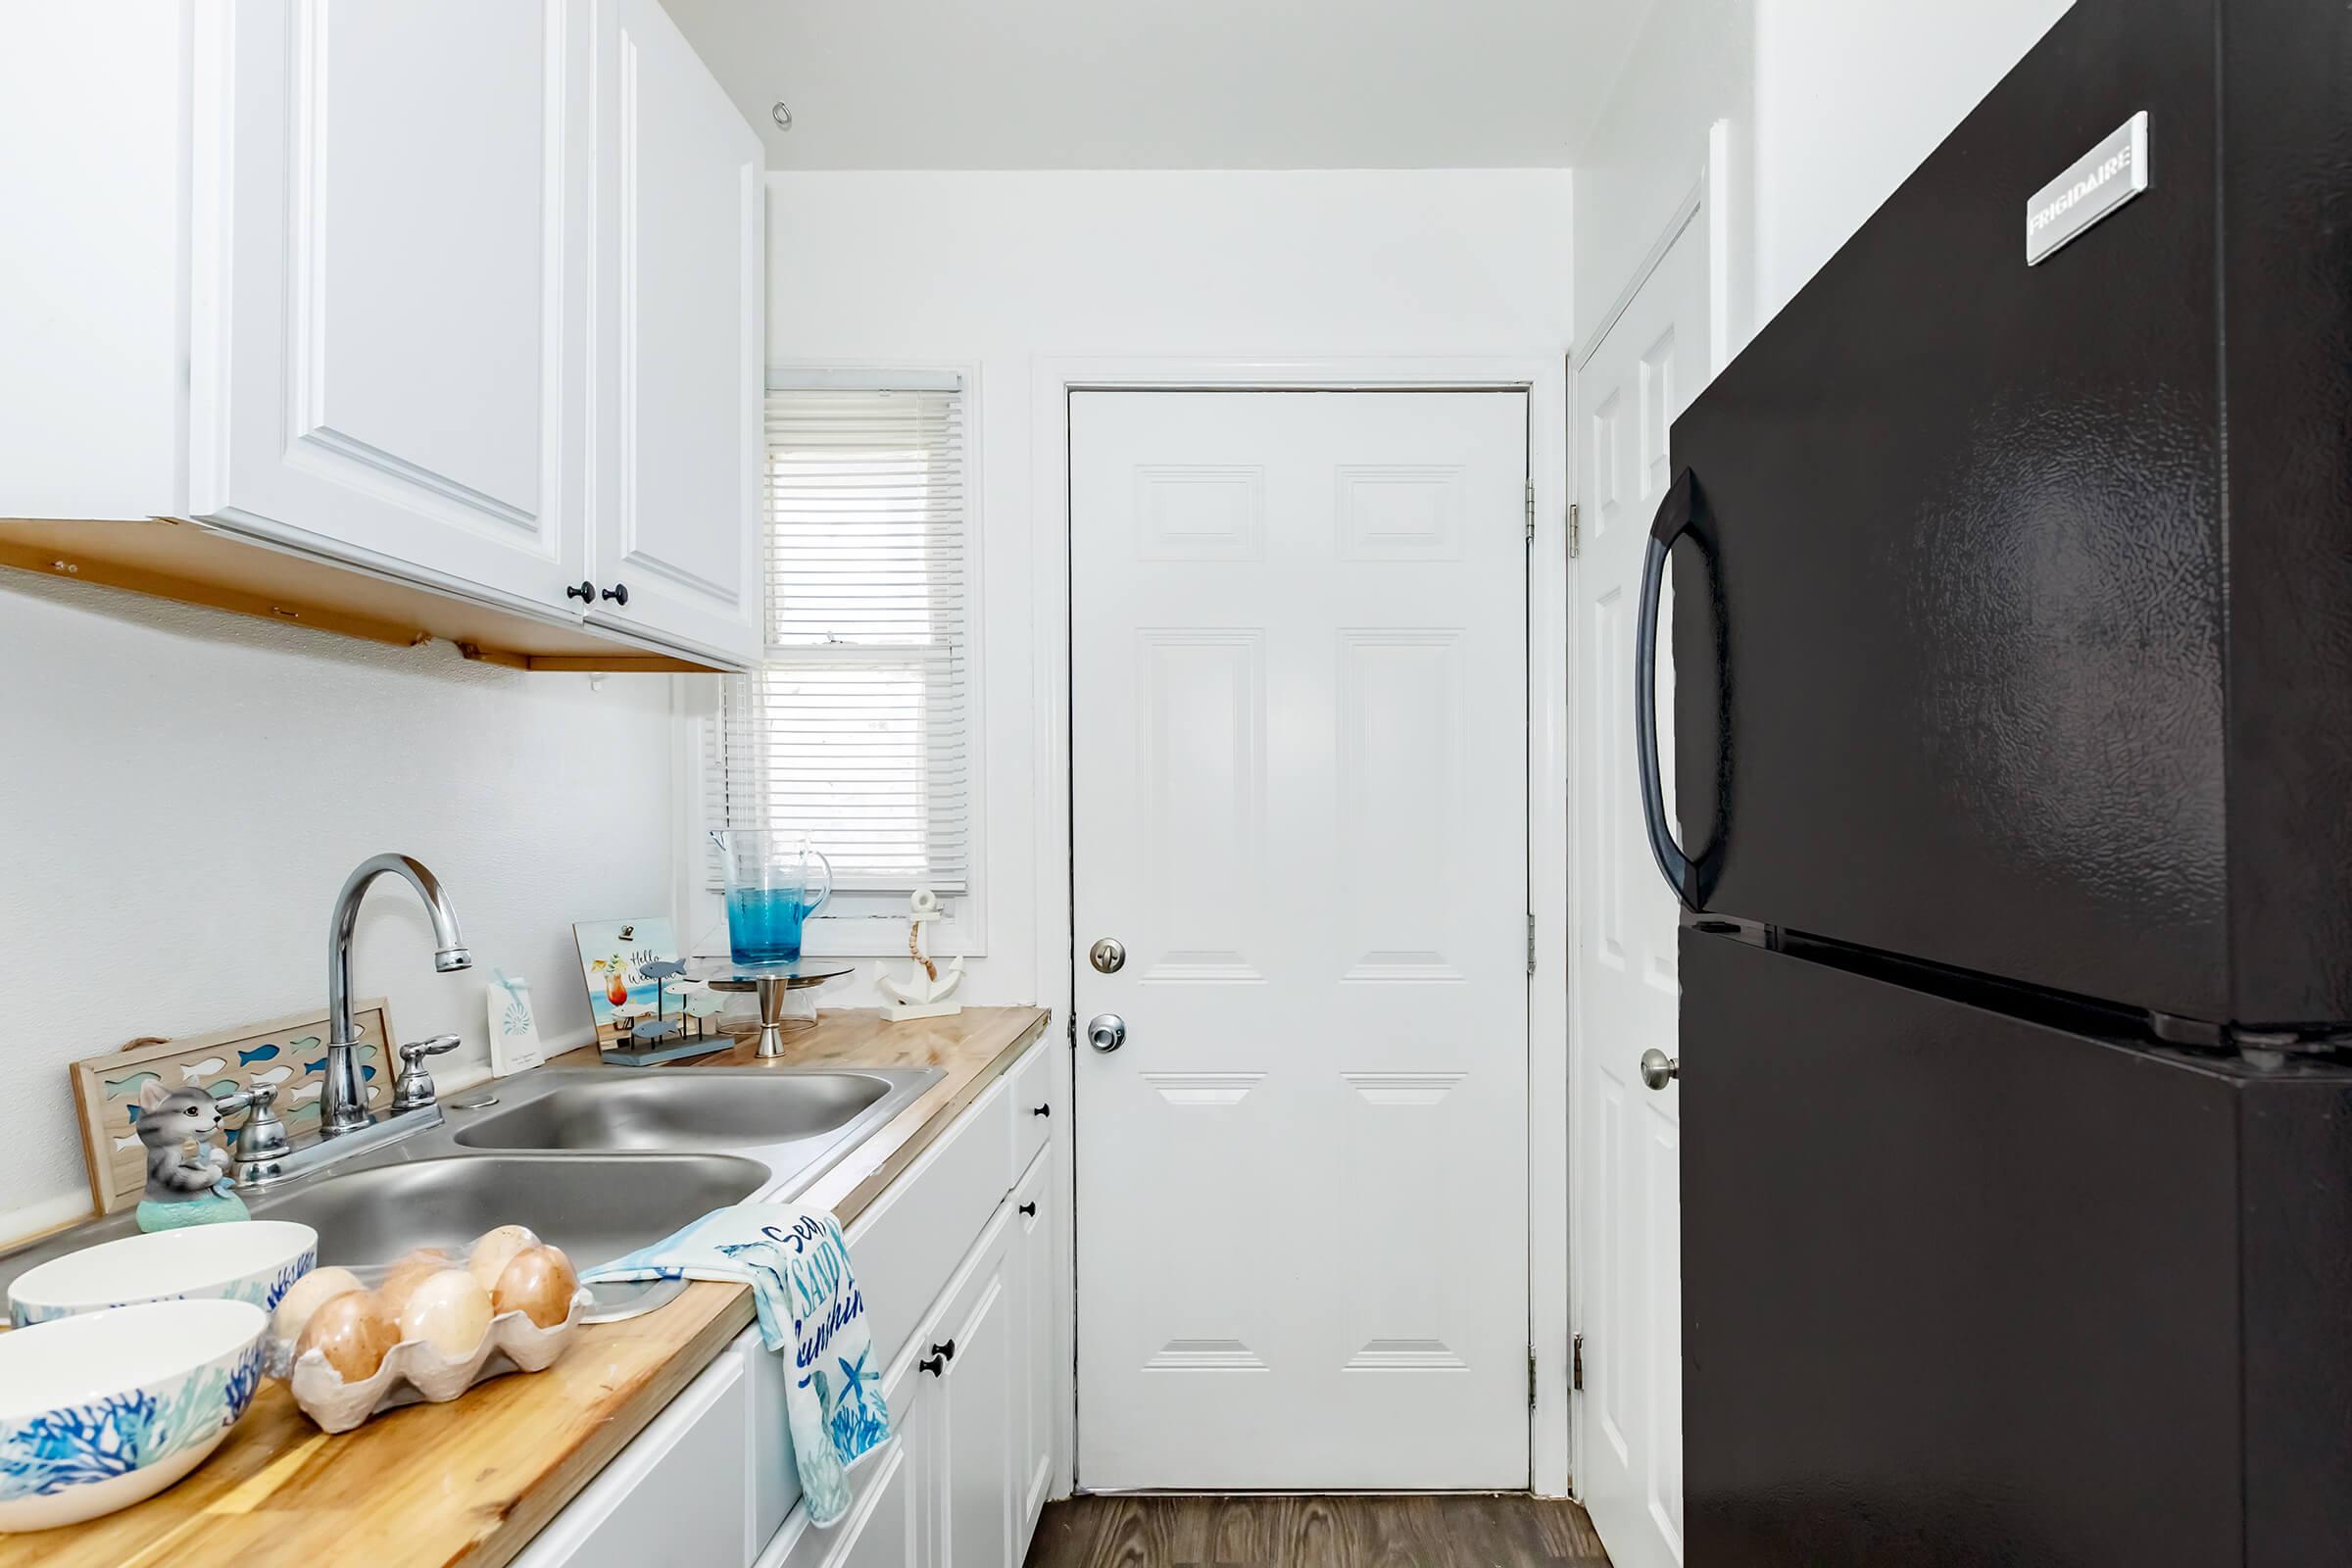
[704,373,973,937]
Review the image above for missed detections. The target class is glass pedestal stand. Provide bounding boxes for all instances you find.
[692,957,855,1059]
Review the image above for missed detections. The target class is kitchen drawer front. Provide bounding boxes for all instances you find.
[1004,1041,1053,1186]
[515,1346,752,1568]
[848,1071,1013,1374]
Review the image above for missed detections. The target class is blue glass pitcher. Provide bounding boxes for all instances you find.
[710,829,833,963]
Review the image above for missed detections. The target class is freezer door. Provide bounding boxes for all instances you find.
[1681,932,2352,1567]
[1663,0,2234,1020]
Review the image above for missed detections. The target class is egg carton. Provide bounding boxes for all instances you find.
[280,1285,594,1434]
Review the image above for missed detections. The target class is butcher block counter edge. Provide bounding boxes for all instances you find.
[0,1004,1054,1568]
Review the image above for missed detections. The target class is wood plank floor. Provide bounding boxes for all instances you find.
[1023,1494,1612,1568]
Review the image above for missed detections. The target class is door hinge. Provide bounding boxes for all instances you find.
[1527,913,1538,976]
[1525,481,1537,542]
[1568,503,1581,559]
[1572,1332,1585,1393]
[1529,1347,1539,1409]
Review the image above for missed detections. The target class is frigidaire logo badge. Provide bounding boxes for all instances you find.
[2027,111,2150,265]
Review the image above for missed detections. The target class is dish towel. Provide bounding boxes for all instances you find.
[580,1204,888,1526]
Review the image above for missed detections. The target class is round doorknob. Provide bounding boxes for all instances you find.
[1088,937,1126,974]
[1640,1048,1679,1091]
[1087,1013,1126,1053]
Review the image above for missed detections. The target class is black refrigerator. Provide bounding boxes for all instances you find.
[1644,1,2352,1563]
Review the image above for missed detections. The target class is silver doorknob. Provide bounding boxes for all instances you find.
[1088,937,1126,974]
[1086,1013,1126,1053]
[1639,1048,1678,1091]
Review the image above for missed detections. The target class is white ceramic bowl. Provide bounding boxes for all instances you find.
[0,1298,267,1531]
[7,1220,317,1327]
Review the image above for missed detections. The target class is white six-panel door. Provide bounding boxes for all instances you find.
[197,0,589,612]
[1071,390,1530,1490]
[1572,216,1710,1568]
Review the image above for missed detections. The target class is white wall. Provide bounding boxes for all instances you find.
[1751,0,2072,321]
[0,576,677,1241]
[1574,0,2074,353]
[760,169,1577,1007]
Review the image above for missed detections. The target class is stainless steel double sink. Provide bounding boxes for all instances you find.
[0,1064,943,1301]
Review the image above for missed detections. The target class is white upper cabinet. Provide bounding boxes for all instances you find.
[194,0,590,614]
[588,0,765,662]
[0,0,761,673]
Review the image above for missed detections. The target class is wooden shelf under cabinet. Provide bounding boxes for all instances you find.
[0,515,723,673]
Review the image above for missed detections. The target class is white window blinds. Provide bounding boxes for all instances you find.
[705,381,969,896]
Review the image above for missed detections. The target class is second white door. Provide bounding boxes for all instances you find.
[1572,210,1710,1568]
[1072,389,1531,1490]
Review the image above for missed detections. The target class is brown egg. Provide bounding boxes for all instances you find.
[466,1224,539,1292]
[492,1244,579,1329]
[294,1288,398,1383]
[376,1249,456,1320]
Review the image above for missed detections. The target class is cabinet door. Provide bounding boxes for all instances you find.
[1009,1148,1055,1541]
[194,0,589,614]
[514,1348,751,1568]
[913,1207,1018,1568]
[590,0,763,666]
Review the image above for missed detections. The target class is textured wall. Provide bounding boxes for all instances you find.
[0,573,678,1241]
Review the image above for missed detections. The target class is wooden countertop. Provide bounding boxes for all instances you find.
[2,1005,1053,1568]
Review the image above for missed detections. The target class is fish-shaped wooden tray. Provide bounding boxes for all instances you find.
[68,1000,396,1215]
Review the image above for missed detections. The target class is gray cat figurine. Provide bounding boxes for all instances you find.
[133,1080,250,1230]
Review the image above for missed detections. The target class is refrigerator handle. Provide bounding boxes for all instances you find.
[1637,466,1704,909]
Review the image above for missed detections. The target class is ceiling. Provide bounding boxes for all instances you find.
[659,0,1654,171]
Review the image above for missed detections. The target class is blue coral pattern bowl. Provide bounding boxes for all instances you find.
[0,1298,267,1531]
[6,1220,315,1327]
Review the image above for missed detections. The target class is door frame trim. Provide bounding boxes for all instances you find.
[1032,357,1574,1495]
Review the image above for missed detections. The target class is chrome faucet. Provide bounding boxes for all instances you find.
[324,854,471,1136]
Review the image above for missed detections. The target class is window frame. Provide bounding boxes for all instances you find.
[685,362,986,961]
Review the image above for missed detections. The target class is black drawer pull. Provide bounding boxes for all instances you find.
[1018,1201,1037,1217]
[919,1353,946,1377]
[929,1339,956,1361]
[564,581,594,603]
[1031,1103,1050,1117]
[601,582,630,606]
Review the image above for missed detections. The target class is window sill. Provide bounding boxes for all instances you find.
[796,912,985,960]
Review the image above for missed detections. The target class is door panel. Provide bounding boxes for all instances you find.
[1072,390,1529,1490]
[201,0,585,611]
[591,0,762,662]
[1573,214,1709,1568]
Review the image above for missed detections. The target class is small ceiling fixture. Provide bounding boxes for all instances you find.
[771,100,794,131]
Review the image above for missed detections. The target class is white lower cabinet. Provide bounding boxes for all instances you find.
[526,1040,1059,1568]
[514,1348,752,1568]
[1010,1147,1057,1535]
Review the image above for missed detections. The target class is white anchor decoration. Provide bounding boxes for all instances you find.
[870,889,965,1022]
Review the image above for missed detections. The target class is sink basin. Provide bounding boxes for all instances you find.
[255,1152,766,1273]
[452,1071,900,1153]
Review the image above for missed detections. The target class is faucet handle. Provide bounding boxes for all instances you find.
[393,1035,464,1114]
[221,1082,292,1180]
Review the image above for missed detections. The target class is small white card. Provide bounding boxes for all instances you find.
[488,969,547,1075]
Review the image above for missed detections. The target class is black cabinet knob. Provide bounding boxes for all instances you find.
[928,1339,956,1361]
[601,583,630,607]
[1031,1103,1050,1118]
[919,1353,947,1377]
[564,581,594,602]
[1018,1201,1037,1217]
